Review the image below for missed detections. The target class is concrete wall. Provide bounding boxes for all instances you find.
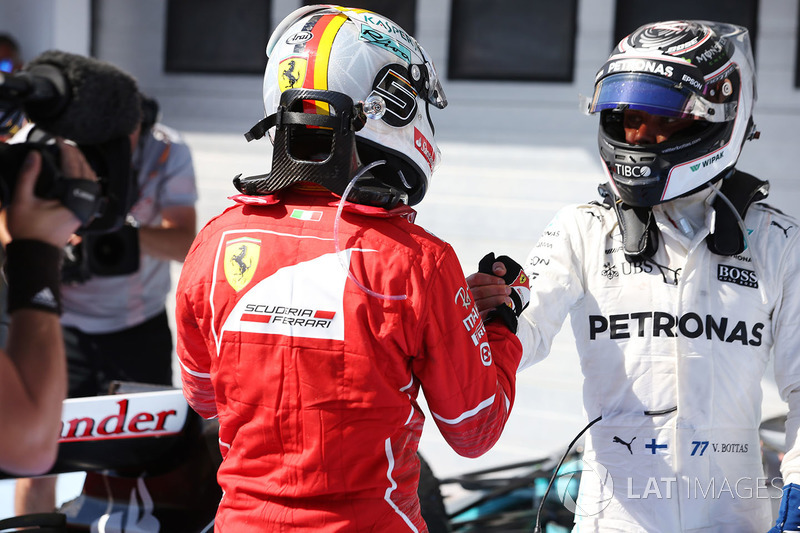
[0,0,91,59]
[0,0,798,178]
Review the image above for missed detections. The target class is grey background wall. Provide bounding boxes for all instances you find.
[2,0,799,280]
[2,1,798,143]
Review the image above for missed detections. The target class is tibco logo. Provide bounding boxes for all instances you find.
[614,165,651,178]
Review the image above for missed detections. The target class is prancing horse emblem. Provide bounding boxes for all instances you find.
[278,57,307,92]
[224,237,261,292]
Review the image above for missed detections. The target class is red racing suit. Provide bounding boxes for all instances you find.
[176,189,522,532]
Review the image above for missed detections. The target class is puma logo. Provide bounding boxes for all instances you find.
[613,435,635,454]
[771,221,794,238]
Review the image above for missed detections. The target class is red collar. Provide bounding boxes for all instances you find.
[228,191,417,223]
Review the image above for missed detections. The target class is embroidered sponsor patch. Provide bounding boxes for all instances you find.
[717,264,758,289]
[224,237,261,292]
[241,305,336,328]
[220,251,351,342]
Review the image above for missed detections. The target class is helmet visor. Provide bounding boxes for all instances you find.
[584,73,736,122]
[416,46,447,109]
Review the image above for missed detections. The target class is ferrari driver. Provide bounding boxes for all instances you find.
[176,5,528,532]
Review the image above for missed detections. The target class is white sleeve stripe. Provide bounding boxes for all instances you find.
[383,438,419,532]
[404,406,415,426]
[431,394,496,425]
[399,376,415,392]
[179,360,211,379]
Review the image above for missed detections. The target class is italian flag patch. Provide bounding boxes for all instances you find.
[290,209,323,221]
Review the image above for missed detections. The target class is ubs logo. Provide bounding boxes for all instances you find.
[717,264,758,289]
[600,260,680,285]
[601,262,619,280]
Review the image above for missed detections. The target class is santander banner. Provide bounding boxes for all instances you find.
[59,390,189,443]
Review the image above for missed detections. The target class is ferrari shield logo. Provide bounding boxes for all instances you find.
[224,237,261,292]
[278,57,307,91]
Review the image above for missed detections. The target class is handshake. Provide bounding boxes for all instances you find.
[468,252,531,334]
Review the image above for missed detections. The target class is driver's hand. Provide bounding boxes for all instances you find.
[466,260,512,320]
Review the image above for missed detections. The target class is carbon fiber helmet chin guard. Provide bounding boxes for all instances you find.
[238,4,446,207]
[584,20,758,207]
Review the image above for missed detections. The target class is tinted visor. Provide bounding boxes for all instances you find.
[585,73,735,122]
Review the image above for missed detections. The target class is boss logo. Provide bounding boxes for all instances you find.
[614,164,651,178]
[717,264,758,289]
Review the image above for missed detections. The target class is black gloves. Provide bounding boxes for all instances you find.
[478,252,531,333]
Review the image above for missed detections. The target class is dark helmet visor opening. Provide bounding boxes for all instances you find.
[590,73,694,118]
[587,72,737,122]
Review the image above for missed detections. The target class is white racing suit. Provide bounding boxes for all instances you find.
[517,187,800,532]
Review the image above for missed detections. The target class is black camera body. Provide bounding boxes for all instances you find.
[0,131,141,281]
[0,133,136,234]
[62,224,140,284]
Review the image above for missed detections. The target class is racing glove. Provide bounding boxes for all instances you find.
[478,252,530,334]
[769,483,800,532]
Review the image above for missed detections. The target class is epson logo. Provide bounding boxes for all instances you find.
[717,264,758,288]
[614,164,651,178]
[681,74,703,90]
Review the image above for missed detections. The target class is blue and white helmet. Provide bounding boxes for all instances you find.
[584,20,758,207]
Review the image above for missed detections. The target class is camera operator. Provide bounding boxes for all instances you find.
[0,142,96,476]
[14,94,198,515]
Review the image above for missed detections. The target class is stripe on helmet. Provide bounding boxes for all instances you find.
[302,13,347,115]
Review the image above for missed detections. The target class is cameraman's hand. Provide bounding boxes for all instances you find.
[7,140,96,247]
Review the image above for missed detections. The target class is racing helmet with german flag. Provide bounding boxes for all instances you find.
[583,20,758,207]
[243,4,446,207]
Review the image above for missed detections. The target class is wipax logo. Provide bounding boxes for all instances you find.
[60,390,189,442]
